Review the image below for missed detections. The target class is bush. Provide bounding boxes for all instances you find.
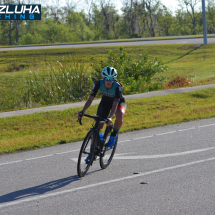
[90,47,168,94]
[20,33,44,45]
[23,56,93,107]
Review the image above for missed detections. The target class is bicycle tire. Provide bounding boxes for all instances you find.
[77,129,96,177]
[99,129,118,169]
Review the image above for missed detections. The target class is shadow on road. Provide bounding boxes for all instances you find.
[0,175,80,204]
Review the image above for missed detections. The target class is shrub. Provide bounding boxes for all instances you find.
[90,47,168,94]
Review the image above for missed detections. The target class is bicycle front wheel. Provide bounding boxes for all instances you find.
[77,130,96,177]
[100,131,118,169]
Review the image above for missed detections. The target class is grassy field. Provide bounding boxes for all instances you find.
[1,43,215,112]
[1,87,215,154]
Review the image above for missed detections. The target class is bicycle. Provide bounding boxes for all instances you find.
[77,113,118,178]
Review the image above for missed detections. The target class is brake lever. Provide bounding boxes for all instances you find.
[77,112,83,125]
[78,118,82,125]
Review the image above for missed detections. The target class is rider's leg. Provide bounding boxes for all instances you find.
[106,105,126,147]
[110,107,125,137]
[114,107,125,130]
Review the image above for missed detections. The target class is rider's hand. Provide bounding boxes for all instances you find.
[106,118,113,127]
[78,111,84,119]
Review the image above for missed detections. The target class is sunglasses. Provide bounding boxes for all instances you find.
[104,77,115,82]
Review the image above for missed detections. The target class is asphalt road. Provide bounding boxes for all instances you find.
[1,117,215,214]
[0,37,215,52]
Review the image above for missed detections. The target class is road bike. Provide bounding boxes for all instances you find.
[77,113,118,178]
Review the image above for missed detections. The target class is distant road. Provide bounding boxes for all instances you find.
[0,37,215,51]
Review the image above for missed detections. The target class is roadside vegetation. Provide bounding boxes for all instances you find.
[1,43,215,112]
[1,87,215,154]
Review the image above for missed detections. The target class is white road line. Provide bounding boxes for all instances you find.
[1,123,215,167]
[113,147,215,159]
[0,149,80,166]
[118,123,215,143]
[0,156,215,209]
[70,147,215,163]
[70,153,130,163]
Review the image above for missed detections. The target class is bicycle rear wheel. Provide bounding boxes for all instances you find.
[100,127,118,169]
[77,130,96,177]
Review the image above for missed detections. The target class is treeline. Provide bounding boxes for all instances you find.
[0,0,215,45]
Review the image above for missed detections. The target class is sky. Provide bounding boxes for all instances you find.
[107,0,203,15]
[160,0,179,12]
[44,0,179,13]
[44,0,203,15]
[114,0,179,14]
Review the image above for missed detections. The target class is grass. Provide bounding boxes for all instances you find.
[1,43,215,112]
[1,87,215,154]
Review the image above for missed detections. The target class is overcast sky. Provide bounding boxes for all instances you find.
[44,0,203,15]
[115,0,179,13]
[160,0,178,12]
[44,0,179,12]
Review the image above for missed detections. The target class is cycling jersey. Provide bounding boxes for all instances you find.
[90,79,125,104]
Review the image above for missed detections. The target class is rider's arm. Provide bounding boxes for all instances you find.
[79,81,100,117]
[108,100,119,119]
[82,95,94,113]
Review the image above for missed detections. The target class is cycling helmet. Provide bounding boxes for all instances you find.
[101,66,117,79]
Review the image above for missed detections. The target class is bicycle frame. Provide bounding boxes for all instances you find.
[78,114,111,163]
[77,113,117,177]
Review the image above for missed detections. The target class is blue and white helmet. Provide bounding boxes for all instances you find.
[101,66,117,79]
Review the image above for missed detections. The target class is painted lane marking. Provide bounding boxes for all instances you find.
[69,147,215,163]
[70,153,130,163]
[113,147,215,160]
[0,149,80,166]
[1,123,215,167]
[0,156,215,209]
[118,123,215,143]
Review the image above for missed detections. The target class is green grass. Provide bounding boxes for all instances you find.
[1,87,215,154]
[1,43,215,112]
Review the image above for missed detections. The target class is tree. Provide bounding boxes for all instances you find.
[206,0,215,33]
[121,0,145,37]
[84,0,94,25]
[99,0,120,39]
[91,0,120,40]
[145,0,161,37]
[178,0,201,34]
[158,5,174,36]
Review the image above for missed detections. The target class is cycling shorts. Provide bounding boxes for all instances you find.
[96,100,127,119]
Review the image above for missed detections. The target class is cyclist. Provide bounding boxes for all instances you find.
[78,66,127,162]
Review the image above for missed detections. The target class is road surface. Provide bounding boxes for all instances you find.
[0,117,215,214]
[0,37,215,51]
